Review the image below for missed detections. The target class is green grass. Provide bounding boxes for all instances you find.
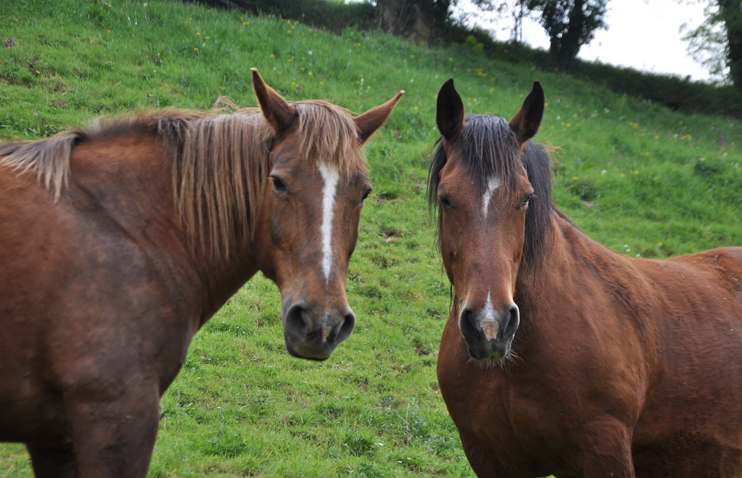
[1,0,742,476]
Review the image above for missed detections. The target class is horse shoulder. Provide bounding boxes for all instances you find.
[1,138,199,393]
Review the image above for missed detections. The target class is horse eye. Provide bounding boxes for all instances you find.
[439,196,453,209]
[271,176,287,194]
[360,189,371,205]
[521,195,532,209]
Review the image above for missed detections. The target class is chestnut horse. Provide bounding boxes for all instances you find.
[431,78,742,478]
[0,69,402,477]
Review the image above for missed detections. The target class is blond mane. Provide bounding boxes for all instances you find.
[0,101,365,257]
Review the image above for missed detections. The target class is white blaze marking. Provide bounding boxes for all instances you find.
[319,162,339,281]
[481,291,498,340]
[484,291,495,320]
[482,177,501,217]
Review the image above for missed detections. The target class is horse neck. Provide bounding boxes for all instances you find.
[73,133,260,323]
[512,209,665,375]
[514,210,650,326]
[516,211,607,306]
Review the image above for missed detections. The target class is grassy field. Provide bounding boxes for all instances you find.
[1,0,742,476]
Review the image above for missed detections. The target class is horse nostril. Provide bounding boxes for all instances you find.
[285,303,308,338]
[502,304,520,340]
[459,307,479,341]
[335,310,356,343]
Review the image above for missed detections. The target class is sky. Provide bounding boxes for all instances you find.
[454,0,713,82]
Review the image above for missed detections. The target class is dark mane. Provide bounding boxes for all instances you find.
[427,114,555,273]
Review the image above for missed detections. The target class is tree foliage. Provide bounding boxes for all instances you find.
[482,0,531,44]
[681,0,742,88]
[525,0,609,63]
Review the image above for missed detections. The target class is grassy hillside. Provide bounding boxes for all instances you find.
[1,0,741,476]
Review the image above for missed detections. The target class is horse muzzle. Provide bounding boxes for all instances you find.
[282,301,356,361]
[459,302,520,360]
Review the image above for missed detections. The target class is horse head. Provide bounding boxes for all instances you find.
[251,69,403,360]
[430,78,544,361]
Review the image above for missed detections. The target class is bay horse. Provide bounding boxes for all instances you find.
[430,78,742,478]
[0,69,402,477]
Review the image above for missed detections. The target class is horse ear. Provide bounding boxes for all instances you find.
[436,78,465,142]
[354,91,405,145]
[251,68,297,137]
[509,81,544,145]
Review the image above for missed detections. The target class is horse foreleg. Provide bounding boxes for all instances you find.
[64,384,160,478]
[582,453,636,478]
[579,424,636,478]
[27,440,77,478]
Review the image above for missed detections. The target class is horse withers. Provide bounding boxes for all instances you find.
[0,70,402,477]
[431,78,742,477]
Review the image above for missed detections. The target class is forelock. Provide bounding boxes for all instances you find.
[454,114,521,193]
[293,100,365,176]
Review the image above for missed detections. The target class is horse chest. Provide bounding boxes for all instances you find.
[438,321,570,474]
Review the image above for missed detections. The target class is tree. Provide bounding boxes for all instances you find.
[681,0,742,87]
[525,0,610,63]
[374,0,454,44]
[483,0,531,44]
[509,0,530,44]
[374,0,496,44]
